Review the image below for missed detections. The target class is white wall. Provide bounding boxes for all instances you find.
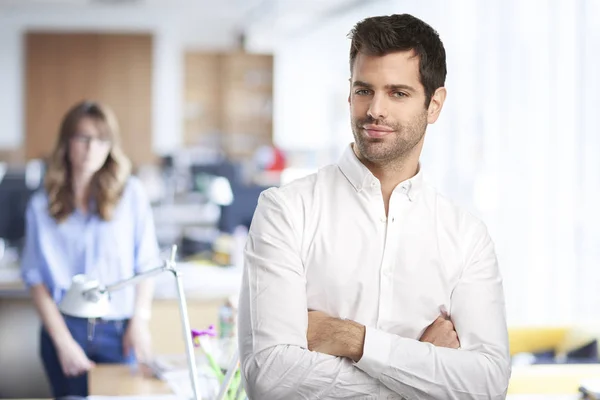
[0,5,240,156]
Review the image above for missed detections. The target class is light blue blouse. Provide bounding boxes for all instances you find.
[20,176,160,319]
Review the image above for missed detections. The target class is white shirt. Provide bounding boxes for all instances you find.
[238,145,511,400]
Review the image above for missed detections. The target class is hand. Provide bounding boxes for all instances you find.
[307,311,365,362]
[56,337,95,377]
[123,317,153,375]
[419,314,460,349]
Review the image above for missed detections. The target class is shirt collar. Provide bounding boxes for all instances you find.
[337,143,424,201]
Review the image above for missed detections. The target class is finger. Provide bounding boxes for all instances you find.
[452,335,460,349]
[123,340,131,357]
[139,362,153,377]
[65,365,80,377]
[134,345,145,364]
[442,320,454,331]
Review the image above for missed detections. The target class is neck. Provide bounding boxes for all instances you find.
[353,143,421,215]
[71,169,94,212]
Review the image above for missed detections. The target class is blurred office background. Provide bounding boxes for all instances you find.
[0,0,599,397]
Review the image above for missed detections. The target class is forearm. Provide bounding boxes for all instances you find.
[242,344,382,400]
[320,318,509,399]
[132,278,154,321]
[30,284,73,347]
[356,328,510,400]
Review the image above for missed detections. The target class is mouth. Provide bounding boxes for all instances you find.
[362,124,394,138]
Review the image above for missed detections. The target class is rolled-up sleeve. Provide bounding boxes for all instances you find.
[20,202,44,288]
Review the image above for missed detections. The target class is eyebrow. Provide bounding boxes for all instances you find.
[352,80,417,93]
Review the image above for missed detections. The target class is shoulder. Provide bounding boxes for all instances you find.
[121,175,150,203]
[425,185,491,250]
[264,164,340,200]
[26,190,49,216]
[258,164,340,211]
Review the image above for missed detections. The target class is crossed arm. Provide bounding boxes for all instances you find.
[306,311,460,363]
[238,190,511,400]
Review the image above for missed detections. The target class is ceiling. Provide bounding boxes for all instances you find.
[0,0,361,16]
[0,0,374,51]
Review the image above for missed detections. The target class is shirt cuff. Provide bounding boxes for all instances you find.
[21,268,43,288]
[354,326,392,379]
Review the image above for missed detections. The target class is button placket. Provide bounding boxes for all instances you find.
[378,193,402,327]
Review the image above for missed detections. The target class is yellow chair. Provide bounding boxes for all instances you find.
[507,325,600,395]
[509,325,600,358]
[508,326,570,356]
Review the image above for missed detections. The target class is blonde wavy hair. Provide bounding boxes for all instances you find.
[45,100,131,222]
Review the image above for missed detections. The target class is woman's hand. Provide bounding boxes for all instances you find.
[56,337,96,377]
[123,317,153,374]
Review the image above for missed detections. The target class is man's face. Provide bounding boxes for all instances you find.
[349,50,430,166]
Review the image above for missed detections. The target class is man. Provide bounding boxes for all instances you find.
[238,13,510,400]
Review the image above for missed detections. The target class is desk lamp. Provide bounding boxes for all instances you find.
[58,245,202,400]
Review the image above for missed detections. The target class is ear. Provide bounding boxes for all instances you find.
[427,87,447,124]
[348,77,352,105]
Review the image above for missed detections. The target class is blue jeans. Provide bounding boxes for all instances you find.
[40,315,135,398]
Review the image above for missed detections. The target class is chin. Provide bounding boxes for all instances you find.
[79,163,103,176]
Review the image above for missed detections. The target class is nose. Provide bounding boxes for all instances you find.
[367,93,388,120]
[88,137,108,152]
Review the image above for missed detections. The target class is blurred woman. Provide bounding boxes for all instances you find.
[20,101,159,397]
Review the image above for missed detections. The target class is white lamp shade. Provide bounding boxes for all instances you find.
[208,176,234,206]
[58,274,110,319]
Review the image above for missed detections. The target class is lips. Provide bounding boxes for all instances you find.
[363,124,394,138]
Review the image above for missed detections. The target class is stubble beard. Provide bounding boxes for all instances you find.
[351,112,428,167]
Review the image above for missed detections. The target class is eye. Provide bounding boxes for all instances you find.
[392,91,408,98]
[354,89,371,96]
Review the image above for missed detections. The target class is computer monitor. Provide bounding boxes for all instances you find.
[0,170,37,245]
[218,183,268,234]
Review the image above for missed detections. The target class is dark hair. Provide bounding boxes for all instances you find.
[348,14,447,106]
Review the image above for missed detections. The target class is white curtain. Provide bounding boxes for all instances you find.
[271,0,600,325]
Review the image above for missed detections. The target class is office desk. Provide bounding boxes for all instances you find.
[89,365,171,396]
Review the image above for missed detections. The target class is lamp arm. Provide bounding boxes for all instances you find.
[101,262,172,293]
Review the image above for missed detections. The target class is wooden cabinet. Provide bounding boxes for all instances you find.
[25,32,154,166]
[184,52,273,160]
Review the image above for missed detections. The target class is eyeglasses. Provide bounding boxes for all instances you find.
[72,134,111,146]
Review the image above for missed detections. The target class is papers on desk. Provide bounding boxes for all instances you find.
[580,378,600,399]
[161,369,220,400]
[149,338,237,400]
